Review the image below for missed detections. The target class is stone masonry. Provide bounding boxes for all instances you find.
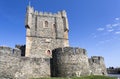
[51,47,90,77]
[0,46,50,79]
[25,5,69,58]
[89,56,107,75]
[0,5,107,79]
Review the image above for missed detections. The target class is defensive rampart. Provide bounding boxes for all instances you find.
[0,46,50,79]
[89,56,107,75]
[51,47,90,77]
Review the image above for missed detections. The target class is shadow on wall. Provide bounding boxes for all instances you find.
[15,45,26,56]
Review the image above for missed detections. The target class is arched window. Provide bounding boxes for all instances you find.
[53,24,55,28]
[47,50,51,55]
[45,21,48,27]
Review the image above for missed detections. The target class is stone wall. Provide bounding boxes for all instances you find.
[0,46,50,79]
[0,46,107,78]
[51,47,90,77]
[89,56,107,75]
[0,46,21,57]
[25,5,69,58]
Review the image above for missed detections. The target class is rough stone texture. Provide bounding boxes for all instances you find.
[51,47,90,77]
[0,46,50,79]
[0,5,107,79]
[0,46,21,57]
[25,5,69,58]
[89,56,107,75]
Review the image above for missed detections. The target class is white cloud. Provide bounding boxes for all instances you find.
[112,23,120,27]
[107,29,114,32]
[115,31,120,34]
[97,28,104,31]
[94,17,120,46]
[115,18,120,21]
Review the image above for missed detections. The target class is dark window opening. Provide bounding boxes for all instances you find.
[45,21,48,27]
[35,16,37,31]
[25,25,30,29]
[83,49,86,55]
[47,50,51,55]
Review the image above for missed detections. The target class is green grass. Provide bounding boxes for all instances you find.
[31,75,117,79]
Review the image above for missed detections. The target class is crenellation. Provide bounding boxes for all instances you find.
[39,12,43,15]
[0,5,107,79]
[34,10,39,15]
[61,10,67,17]
[89,56,107,75]
[25,5,69,58]
[0,46,21,57]
[51,47,90,77]
[48,12,52,16]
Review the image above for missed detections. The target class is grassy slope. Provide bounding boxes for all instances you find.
[31,75,117,79]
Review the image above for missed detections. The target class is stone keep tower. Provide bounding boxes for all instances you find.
[25,5,69,58]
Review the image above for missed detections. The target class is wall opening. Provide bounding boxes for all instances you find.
[25,25,30,29]
[45,21,48,27]
[47,50,51,55]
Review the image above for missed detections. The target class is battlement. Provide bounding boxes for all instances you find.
[89,56,104,65]
[52,47,87,55]
[0,46,21,57]
[91,56,104,61]
[89,56,107,75]
[27,5,67,18]
[51,47,90,77]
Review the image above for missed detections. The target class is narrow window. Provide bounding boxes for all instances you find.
[45,21,48,27]
[53,24,56,28]
[35,16,37,31]
[83,49,86,55]
[53,24,56,32]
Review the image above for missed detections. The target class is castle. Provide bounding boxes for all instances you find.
[0,5,107,79]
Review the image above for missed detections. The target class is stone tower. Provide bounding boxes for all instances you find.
[25,5,69,58]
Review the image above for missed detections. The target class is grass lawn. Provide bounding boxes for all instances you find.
[31,75,117,79]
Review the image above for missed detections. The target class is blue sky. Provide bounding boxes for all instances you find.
[0,0,120,67]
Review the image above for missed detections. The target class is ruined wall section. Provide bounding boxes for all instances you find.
[89,56,107,75]
[51,47,90,77]
[0,46,50,79]
[25,6,69,58]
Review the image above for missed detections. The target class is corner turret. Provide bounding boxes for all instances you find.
[89,56,107,75]
[25,5,34,29]
[61,10,69,47]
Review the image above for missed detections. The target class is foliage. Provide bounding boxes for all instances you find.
[31,75,117,79]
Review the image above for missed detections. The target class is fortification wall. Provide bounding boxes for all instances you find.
[0,46,21,57]
[89,56,107,75]
[51,47,90,77]
[15,45,26,56]
[0,46,50,79]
